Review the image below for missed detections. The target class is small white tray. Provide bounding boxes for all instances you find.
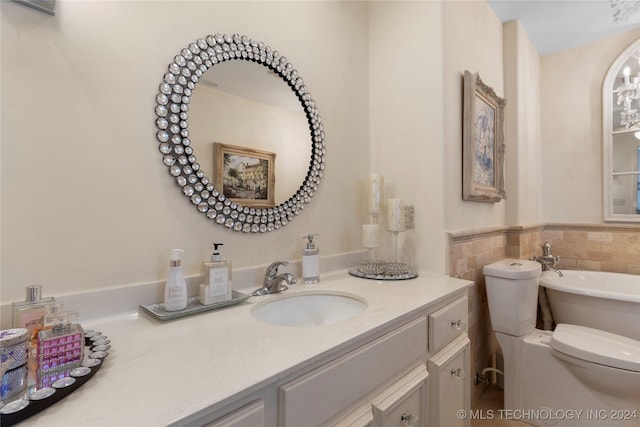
[139,291,251,320]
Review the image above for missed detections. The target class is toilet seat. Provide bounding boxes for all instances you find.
[550,323,640,372]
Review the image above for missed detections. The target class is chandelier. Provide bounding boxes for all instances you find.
[614,63,640,129]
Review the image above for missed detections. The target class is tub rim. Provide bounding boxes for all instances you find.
[540,270,640,303]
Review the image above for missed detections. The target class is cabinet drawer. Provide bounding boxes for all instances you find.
[371,364,428,427]
[428,296,468,352]
[279,317,427,427]
[203,400,264,427]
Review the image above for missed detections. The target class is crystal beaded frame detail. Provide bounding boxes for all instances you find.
[154,33,326,233]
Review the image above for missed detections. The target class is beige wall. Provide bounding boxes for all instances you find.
[1,0,370,300]
[368,1,446,272]
[443,0,507,234]
[503,21,542,226]
[541,28,640,223]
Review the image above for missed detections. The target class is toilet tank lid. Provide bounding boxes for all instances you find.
[551,324,640,372]
[483,259,541,279]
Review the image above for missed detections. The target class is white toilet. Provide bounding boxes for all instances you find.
[483,259,640,427]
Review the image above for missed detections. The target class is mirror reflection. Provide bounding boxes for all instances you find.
[607,40,640,219]
[610,135,640,215]
[189,61,309,206]
[155,34,326,233]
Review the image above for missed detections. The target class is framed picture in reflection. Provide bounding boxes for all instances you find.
[213,142,276,207]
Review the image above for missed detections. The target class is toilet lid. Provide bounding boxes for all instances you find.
[483,259,541,279]
[550,324,640,372]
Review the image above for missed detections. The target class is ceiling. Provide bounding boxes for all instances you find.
[487,0,640,56]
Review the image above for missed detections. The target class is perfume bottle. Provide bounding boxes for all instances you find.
[11,285,55,336]
[36,303,84,373]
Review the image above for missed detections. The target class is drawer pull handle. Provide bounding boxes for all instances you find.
[401,413,419,426]
[451,319,466,330]
[450,368,466,378]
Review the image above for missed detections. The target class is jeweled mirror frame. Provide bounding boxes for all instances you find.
[154,33,326,233]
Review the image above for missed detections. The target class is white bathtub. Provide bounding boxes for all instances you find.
[540,270,640,341]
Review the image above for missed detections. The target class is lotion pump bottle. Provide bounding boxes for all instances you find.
[164,249,188,311]
[200,243,232,305]
[302,234,320,285]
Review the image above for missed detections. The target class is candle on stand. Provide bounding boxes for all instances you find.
[387,199,406,232]
[362,223,379,263]
[368,174,384,219]
[362,224,379,248]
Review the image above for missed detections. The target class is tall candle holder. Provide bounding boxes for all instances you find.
[391,230,400,263]
[367,174,384,224]
[362,224,379,263]
[387,198,404,262]
[350,182,417,281]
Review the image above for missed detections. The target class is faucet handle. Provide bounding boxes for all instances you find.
[265,261,288,277]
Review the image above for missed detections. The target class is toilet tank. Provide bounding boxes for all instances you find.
[483,259,541,336]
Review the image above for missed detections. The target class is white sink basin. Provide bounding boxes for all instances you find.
[251,291,367,327]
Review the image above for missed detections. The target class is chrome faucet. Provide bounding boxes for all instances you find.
[532,242,564,277]
[252,261,297,296]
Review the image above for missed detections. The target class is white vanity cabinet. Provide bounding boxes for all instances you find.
[16,272,472,427]
[201,290,470,427]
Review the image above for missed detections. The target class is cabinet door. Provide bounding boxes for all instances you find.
[428,335,470,427]
[333,404,373,427]
[371,364,428,427]
[203,400,264,427]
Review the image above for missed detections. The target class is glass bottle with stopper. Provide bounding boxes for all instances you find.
[12,285,55,336]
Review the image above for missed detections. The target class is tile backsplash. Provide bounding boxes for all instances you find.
[447,222,639,407]
[542,223,640,274]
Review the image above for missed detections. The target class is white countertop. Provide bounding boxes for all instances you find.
[18,270,472,426]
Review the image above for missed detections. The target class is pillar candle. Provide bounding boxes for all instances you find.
[387,199,406,232]
[368,174,384,215]
[362,224,379,248]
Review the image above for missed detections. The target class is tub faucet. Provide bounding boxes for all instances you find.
[252,261,297,296]
[532,242,564,277]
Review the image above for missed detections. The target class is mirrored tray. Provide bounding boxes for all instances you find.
[140,291,251,320]
[0,330,109,426]
[349,261,418,281]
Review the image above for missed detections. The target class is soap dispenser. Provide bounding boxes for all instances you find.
[164,249,188,311]
[200,243,232,305]
[302,234,320,285]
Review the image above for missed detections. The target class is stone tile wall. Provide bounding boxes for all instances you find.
[543,223,640,274]
[447,226,510,407]
[447,222,639,408]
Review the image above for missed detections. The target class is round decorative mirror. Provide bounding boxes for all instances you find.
[154,33,326,232]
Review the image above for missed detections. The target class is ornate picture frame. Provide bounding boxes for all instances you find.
[213,143,276,207]
[462,70,506,203]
